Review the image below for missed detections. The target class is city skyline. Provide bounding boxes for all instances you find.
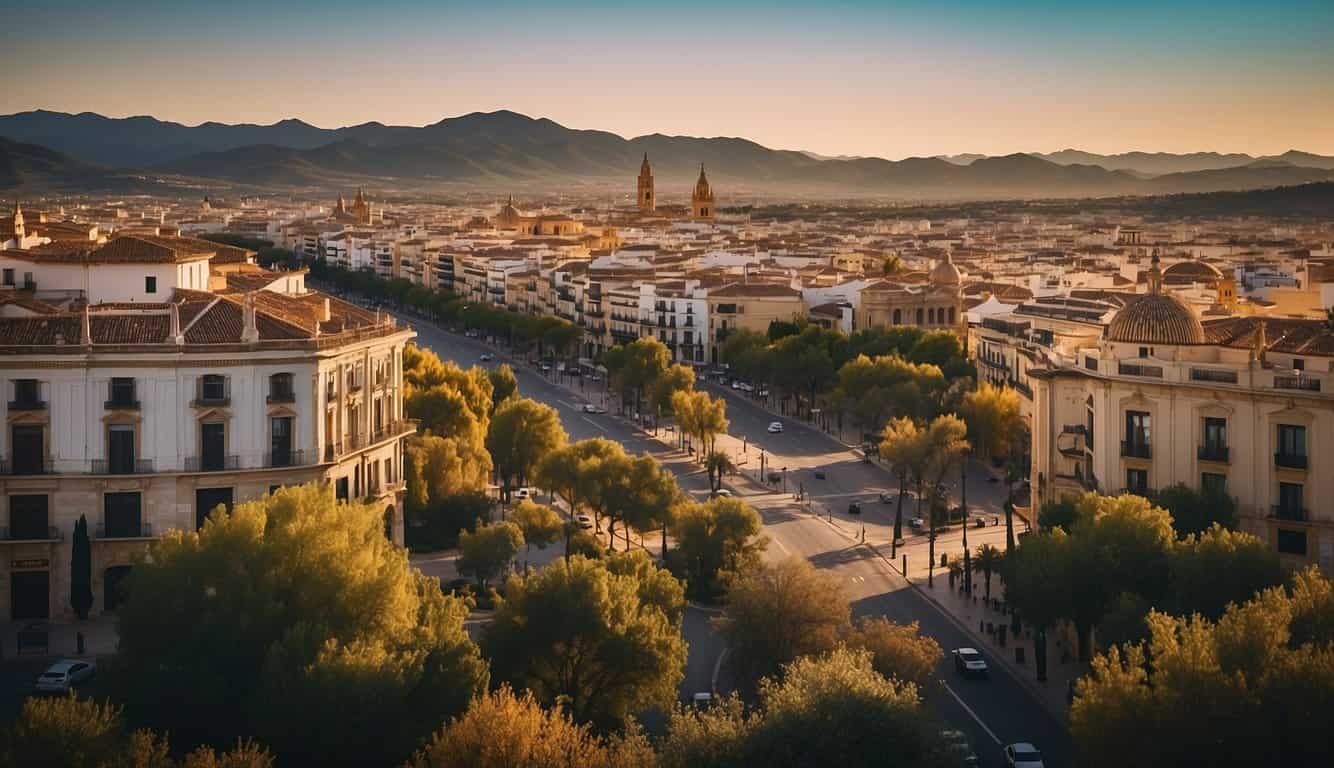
[4,0,1333,159]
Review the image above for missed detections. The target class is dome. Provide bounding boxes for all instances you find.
[929,253,962,286]
[1162,259,1224,283]
[1107,292,1206,345]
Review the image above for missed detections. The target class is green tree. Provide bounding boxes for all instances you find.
[704,450,735,493]
[405,432,492,512]
[1168,524,1283,620]
[1037,497,1079,531]
[483,552,688,727]
[512,500,564,569]
[1001,527,1075,682]
[908,330,966,371]
[457,522,524,589]
[1153,483,1238,538]
[486,397,567,502]
[972,543,1004,601]
[1072,569,1334,768]
[844,617,944,690]
[408,685,653,768]
[604,337,670,418]
[486,363,519,412]
[670,497,766,600]
[879,416,930,548]
[652,363,696,419]
[110,484,487,765]
[716,558,850,690]
[71,514,93,620]
[960,382,1023,553]
[672,389,729,459]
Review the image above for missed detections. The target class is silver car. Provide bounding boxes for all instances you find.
[35,659,96,694]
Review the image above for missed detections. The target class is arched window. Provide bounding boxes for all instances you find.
[892,309,901,325]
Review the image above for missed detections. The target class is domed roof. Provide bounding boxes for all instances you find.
[929,252,962,286]
[1107,292,1205,345]
[1162,259,1224,282]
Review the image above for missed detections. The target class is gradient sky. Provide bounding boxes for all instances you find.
[4,0,1333,158]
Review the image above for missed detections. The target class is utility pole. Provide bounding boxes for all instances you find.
[961,458,971,596]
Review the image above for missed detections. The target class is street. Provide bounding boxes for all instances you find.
[403,314,1073,767]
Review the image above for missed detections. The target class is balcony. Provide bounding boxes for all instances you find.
[585,308,605,318]
[264,449,307,468]
[324,442,343,462]
[183,455,240,472]
[1,457,54,475]
[1191,368,1239,384]
[89,458,155,475]
[1274,375,1321,393]
[1274,452,1308,470]
[104,398,141,411]
[7,398,47,412]
[372,420,413,445]
[1270,505,1310,522]
[1197,445,1230,463]
[346,377,364,393]
[1,526,62,542]
[95,522,155,540]
[1118,362,1163,378]
[267,390,296,405]
[1121,440,1152,459]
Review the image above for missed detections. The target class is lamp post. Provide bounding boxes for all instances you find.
[961,458,971,595]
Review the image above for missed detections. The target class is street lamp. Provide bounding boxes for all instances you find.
[781,467,787,494]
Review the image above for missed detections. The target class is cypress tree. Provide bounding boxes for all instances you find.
[71,515,93,620]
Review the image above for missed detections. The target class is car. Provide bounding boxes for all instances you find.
[581,403,606,414]
[847,502,862,515]
[909,516,926,530]
[739,382,754,392]
[556,362,566,372]
[478,353,494,362]
[953,647,989,677]
[539,363,552,372]
[1002,743,1044,768]
[731,381,742,390]
[940,730,980,767]
[878,491,895,503]
[767,421,783,433]
[465,329,480,338]
[691,692,713,708]
[758,388,770,397]
[35,659,96,694]
[973,516,987,528]
[512,488,532,501]
[588,373,603,382]
[710,489,733,498]
[575,514,594,530]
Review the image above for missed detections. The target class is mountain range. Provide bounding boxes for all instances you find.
[3,109,1333,200]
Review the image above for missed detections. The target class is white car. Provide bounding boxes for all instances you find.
[909,516,926,530]
[1003,743,1044,768]
[581,403,606,414]
[513,488,532,501]
[710,489,733,498]
[35,659,96,694]
[575,514,594,530]
[478,353,494,362]
[767,421,783,433]
[953,647,989,677]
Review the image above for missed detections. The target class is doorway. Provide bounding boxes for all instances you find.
[10,570,49,620]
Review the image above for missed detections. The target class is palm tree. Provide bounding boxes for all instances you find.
[973,543,1003,601]
[947,557,964,590]
[705,450,736,493]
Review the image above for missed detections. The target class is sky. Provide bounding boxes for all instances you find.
[3,0,1333,159]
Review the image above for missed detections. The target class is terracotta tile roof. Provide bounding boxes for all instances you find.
[14,234,216,265]
[1203,317,1334,357]
[91,314,170,344]
[708,282,801,299]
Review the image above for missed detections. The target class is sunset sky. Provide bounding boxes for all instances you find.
[4,0,1332,158]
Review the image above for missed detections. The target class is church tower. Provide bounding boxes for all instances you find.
[690,164,715,221]
[637,154,655,213]
[335,193,347,215]
[352,188,371,225]
[12,201,25,240]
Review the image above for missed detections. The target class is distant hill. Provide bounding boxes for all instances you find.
[3,109,1333,199]
[0,136,110,188]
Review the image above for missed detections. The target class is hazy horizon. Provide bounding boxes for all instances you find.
[3,1,1332,159]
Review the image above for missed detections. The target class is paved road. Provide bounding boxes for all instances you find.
[402,313,1072,767]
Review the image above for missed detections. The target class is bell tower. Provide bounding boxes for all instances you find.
[691,164,714,221]
[637,153,655,213]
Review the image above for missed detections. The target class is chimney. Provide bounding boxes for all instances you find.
[80,304,92,347]
[170,302,184,345]
[322,297,332,322]
[241,293,260,344]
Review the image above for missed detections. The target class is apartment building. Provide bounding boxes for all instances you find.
[0,235,414,621]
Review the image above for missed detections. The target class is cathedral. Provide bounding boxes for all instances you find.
[332,188,374,225]
[634,156,716,222]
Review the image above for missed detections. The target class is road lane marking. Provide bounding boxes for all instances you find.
[712,648,729,693]
[770,537,790,555]
[581,416,607,433]
[941,681,1003,746]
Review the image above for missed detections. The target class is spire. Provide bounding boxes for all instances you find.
[240,292,260,344]
[1147,248,1163,294]
[80,303,92,347]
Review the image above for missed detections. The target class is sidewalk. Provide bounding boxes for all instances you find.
[1,616,118,660]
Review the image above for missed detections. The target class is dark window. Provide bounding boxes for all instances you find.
[199,374,227,404]
[270,417,293,467]
[1126,468,1149,495]
[1277,424,1306,458]
[9,425,44,474]
[1,268,13,286]
[12,379,40,406]
[1139,347,1149,359]
[269,373,294,403]
[108,425,135,474]
[1123,411,1151,457]
[892,309,901,325]
[103,492,142,538]
[8,495,49,540]
[336,476,350,501]
[201,421,225,471]
[145,276,157,294]
[10,570,49,620]
[195,487,233,530]
[1276,529,1307,556]
[1201,473,1227,498]
[916,308,924,325]
[1293,358,1305,371]
[1277,482,1304,520]
[108,378,137,408]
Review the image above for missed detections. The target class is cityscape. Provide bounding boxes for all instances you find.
[2,2,1333,767]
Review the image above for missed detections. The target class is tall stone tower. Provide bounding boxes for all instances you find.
[11,202,25,240]
[691,164,715,221]
[637,153,655,213]
[352,188,371,225]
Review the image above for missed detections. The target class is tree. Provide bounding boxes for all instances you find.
[715,558,850,689]
[960,383,1023,554]
[109,484,487,765]
[1,694,274,768]
[487,397,567,502]
[1037,497,1079,531]
[1168,524,1283,620]
[972,543,1003,601]
[457,522,524,589]
[1072,569,1334,768]
[844,617,943,690]
[604,338,670,418]
[879,417,930,550]
[704,450,735,493]
[483,552,688,727]
[661,648,946,768]
[406,491,493,552]
[408,685,653,768]
[1153,483,1238,538]
[405,432,492,511]
[908,330,966,372]
[70,514,93,620]
[669,497,766,600]
[535,439,621,534]
[921,414,969,586]
[486,363,519,412]
[672,389,729,459]
[652,363,696,420]
[512,500,564,569]
[834,354,944,438]
[1001,528,1075,681]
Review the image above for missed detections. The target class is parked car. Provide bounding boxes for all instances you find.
[465,329,480,338]
[1002,743,1044,768]
[731,381,742,390]
[909,516,926,530]
[847,502,862,515]
[512,488,532,501]
[758,388,770,397]
[575,514,594,530]
[582,403,606,414]
[539,362,552,372]
[878,491,895,503]
[940,730,980,767]
[973,516,987,528]
[588,374,603,382]
[35,659,96,694]
[767,421,784,433]
[478,353,494,362]
[953,647,989,677]
[691,692,713,708]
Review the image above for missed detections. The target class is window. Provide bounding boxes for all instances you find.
[1293,358,1305,371]
[12,379,41,407]
[1276,529,1307,557]
[145,276,157,294]
[200,421,226,471]
[198,374,228,404]
[916,308,924,325]
[2,268,13,286]
[9,425,44,474]
[108,424,136,474]
[1277,482,1305,520]
[269,417,293,467]
[1276,424,1307,468]
[335,476,350,501]
[1201,472,1227,498]
[103,492,143,538]
[1139,347,1149,359]
[1123,411,1151,458]
[1201,417,1227,461]
[8,495,49,540]
[268,373,294,403]
[195,487,233,530]
[1126,468,1149,495]
[108,377,137,409]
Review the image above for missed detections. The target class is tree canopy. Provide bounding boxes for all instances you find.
[670,496,766,600]
[457,521,524,589]
[486,396,567,499]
